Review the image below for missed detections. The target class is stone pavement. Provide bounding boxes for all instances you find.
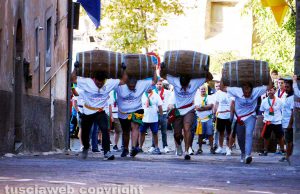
[0,130,300,194]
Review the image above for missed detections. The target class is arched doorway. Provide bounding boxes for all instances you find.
[14,19,23,152]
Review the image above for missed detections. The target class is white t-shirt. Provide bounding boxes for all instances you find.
[154,88,172,113]
[282,95,294,128]
[276,88,287,100]
[117,79,153,119]
[142,92,163,123]
[77,77,120,115]
[210,92,218,105]
[167,75,206,115]
[260,96,282,124]
[73,87,85,113]
[194,94,213,122]
[215,90,234,119]
[227,86,267,121]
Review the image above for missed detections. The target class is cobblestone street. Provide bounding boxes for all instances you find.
[1,131,300,194]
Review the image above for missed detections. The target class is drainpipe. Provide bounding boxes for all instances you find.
[66,0,74,151]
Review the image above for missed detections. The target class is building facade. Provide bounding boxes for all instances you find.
[0,0,70,154]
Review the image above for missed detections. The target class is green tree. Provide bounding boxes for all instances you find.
[244,0,296,76]
[100,0,184,53]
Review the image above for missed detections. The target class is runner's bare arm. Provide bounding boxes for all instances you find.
[267,76,273,90]
[71,69,77,83]
[158,105,163,116]
[213,101,219,114]
[195,104,213,111]
[152,65,158,85]
[287,109,294,130]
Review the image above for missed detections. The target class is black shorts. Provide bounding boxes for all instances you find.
[119,109,144,133]
[263,124,283,139]
[284,128,293,143]
[216,118,232,136]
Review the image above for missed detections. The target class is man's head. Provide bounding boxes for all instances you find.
[127,77,137,91]
[200,85,207,96]
[180,76,191,89]
[284,79,293,94]
[267,86,276,98]
[215,81,220,91]
[242,82,253,98]
[278,78,285,90]
[92,70,108,89]
[271,69,278,80]
[156,79,163,90]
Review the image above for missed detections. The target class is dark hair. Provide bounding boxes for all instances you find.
[271,70,278,75]
[284,79,293,88]
[180,76,191,88]
[93,70,108,81]
[278,78,284,81]
[284,79,294,96]
[242,82,253,90]
[128,76,137,85]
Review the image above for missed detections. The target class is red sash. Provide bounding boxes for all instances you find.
[235,111,255,126]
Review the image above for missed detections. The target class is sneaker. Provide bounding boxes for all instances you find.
[163,146,170,153]
[226,147,232,156]
[80,146,84,151]
[240,154,245,163]
[81,149,88,159]
[104,151,115,160]
[112,145,119,152]
[184,152,191,160]
[152,148,161,155]
[188,147,194,155]
[176,144,183,156]
[245,155,252,164]
[196,148,203,155]
[137,147,144,153]
[148,147,155,153]
[205,139,210,145]
[215,147,223,154]
[210,148,216,154]
[120,149,129,157]
[130,147,139,157]
[279,157,287,162]
[92,149,100,153]
[259,151,268,156]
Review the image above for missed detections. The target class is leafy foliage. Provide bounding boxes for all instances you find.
[244,0,296,76]
[100,0,184,53]
[210,52,242,75]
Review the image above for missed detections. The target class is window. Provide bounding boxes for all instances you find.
[45,17,52,73]
[206,1,238,38]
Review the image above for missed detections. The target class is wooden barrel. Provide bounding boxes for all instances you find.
[222,59,269,87]
[123,54,155,80]
[75,50,124,78]
[252,115,277,153]
[161,50,209,78]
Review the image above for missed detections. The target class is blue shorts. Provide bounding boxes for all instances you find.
[140,122,159,134]
[201,119,213,136]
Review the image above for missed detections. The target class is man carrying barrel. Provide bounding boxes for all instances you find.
[71,68,126,160]
[220,78,272,164]
[116,67,158,158]
[167,73,213,160]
